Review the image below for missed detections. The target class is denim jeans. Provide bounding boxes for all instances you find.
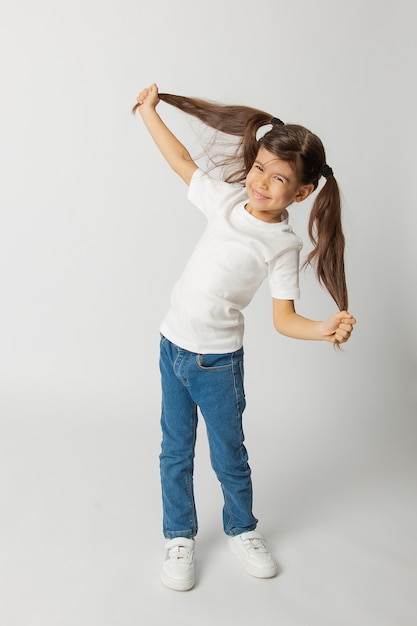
[159,335,258,539]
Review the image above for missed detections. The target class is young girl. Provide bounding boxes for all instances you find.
[133,83,356,591]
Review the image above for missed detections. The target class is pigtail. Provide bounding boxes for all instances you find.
[303,175,348,311]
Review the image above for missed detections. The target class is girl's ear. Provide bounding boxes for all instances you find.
[293,184,315,203]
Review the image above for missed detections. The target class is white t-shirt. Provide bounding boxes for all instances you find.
[160,169,303,354]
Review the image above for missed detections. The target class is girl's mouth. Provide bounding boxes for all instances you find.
[251,188,269,201]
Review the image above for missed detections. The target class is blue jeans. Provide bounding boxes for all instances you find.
[159,335,258,539]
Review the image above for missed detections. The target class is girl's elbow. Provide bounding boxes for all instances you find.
[273,317,288,336]
[272,299,295,336]
[172,159,197,185]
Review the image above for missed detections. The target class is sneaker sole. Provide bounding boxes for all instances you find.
[160,571,195,591]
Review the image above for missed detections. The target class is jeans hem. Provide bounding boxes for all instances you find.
[164,531,197,540]
[224,524,258,537]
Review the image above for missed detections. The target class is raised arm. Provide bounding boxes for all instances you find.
[273,299,356,344]
[135,83,198,185]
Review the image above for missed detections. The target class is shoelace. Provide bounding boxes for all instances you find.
[168,545,193,563]
[241,537,268,553]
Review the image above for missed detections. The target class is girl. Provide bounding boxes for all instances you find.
[133,83,356,591]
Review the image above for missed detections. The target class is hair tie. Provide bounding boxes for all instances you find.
[321,164,333,179]
[271,117,285,125]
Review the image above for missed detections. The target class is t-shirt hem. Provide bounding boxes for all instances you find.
[160,325,244,355]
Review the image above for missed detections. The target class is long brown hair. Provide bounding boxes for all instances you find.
[133,94,348,311]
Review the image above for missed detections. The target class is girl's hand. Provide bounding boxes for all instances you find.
[320,311,356,344]
[136,83,160,110]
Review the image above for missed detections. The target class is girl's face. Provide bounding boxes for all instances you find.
[245,147,313,223]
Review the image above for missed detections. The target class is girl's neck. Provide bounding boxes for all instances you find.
[244,203,288,224]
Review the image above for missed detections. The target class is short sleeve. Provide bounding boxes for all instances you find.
[268,245,302,300]
[187,169,247,219]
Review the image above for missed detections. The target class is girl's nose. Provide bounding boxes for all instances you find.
[258,174,268,188]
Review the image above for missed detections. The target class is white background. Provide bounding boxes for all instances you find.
[1,1,416,624]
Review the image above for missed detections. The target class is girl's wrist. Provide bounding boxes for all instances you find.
[139,105,157,118]
[317,321,329,341]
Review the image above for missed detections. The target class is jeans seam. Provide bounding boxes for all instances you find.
[187,406,198,536]
[222,484,233,533]
[232,354,245,421]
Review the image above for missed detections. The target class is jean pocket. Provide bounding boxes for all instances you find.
[196,353,233,371]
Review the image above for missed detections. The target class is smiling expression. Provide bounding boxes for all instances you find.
[245,146,314,223]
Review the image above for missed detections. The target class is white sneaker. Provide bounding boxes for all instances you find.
[160,537,195,591]
[229,531,278,578]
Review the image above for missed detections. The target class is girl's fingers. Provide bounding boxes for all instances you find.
[136,84,158,106]
[136,88,151,104]
[339,323,354,332]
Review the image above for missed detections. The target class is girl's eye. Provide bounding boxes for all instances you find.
[273,176,284,183]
